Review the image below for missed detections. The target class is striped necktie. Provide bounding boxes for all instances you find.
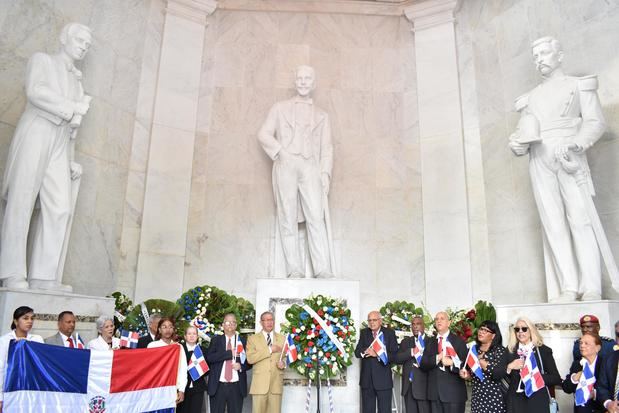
[614,360,619,400]
[267,333,272,347]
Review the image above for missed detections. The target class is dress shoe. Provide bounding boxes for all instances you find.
[30,280,73,293]
[549,291,578,303]
[3,275,29,289]
[581,292,602,301]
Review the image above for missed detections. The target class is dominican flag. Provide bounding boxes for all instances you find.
[235,335,246,364]
[465,344,484,381]
[412,334,425,365]
[75,332,85,349]
[444,340,462,369]
[520,350,545,397]
[188,345,209,381]
[282,334,298,364]
[3,340,179,412]
[574,360,596,406]
[370,331,389,365]
[119,330,140,349]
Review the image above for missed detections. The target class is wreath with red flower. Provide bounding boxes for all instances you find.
[282,294,356,380]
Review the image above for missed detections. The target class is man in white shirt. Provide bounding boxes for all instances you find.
[246,311,286,413]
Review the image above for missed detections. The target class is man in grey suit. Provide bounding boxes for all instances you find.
[45,311,78,347]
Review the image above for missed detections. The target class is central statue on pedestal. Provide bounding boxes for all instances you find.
[258,66,335,279]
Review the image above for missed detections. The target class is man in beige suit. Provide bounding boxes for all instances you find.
[246,311,286,413]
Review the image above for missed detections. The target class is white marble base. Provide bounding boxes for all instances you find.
[496,300,619,412]
[0,288,115,342]
[255,278,360,413]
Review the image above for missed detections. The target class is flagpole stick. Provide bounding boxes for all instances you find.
[315,360,321,413]
[279,333,288,363]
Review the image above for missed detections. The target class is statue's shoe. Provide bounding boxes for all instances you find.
[549,291,578,303]
[314,271,335,279]
[581,292,602,301]
[30,280,73,293]
[3,276,29,289]
[287,271,305,279]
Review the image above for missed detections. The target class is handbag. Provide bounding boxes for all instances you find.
[536,347,559,413]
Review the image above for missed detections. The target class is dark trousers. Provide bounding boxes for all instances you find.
[210,382,242,413]
[404,391,430,413]
[178,389,205,413]
[361,387,392,413]
[431,400,465,413]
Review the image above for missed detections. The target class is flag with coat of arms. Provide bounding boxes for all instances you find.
[443,339,462,369]
[119,330,140,349]
[520,350,545,397]
[464,344,484,381]
[235,334,246,364]
[282,334,298,365]
[574,359,596,406]
[412,334,425,365]
[370,331,389,365]
[188,345,209,381]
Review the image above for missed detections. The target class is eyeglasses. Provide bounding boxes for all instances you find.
[367,318,380,322]
[224,321,237,326]
[478,327,494,334]
[513,327,529,333]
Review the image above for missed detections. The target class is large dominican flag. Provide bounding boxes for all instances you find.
[3,340,179,412]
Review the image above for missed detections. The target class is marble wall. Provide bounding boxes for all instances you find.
[184,10,424,313]
[455,0,619,303]
[0,0,158,297]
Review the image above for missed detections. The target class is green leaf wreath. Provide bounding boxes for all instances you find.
[282,294,356,380]
[122,298,186,337]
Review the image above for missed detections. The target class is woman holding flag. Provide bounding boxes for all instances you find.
[561,332,605,412]
[505,317,561,413]
[147,317,188,406]
[460,320,509,413]
[178,326,208,413]
[87,315,120,350]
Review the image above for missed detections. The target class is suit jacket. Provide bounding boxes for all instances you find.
[354,327,398,391]
[182,343,208,394]
[44,332,70,347]
[394,334,429,400]
[597,350,619,407]
[505,344,562,412]
[258,97,334,178]
[206,334,250,398]
[246,331,285,395]
[562,356,605,412]
[137,334,154,349]
[420,332,468,403]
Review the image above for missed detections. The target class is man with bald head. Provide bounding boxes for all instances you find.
[420,312,467,413]
[354,311,398,413]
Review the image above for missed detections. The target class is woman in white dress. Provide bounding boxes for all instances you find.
[148,317,187,405]
[0,306,44,410]
[87,315,120,351]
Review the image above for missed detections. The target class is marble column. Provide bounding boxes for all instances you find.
[134,0,217,303]
[404,0,475,312]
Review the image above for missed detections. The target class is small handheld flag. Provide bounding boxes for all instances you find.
[444,340,462,369]
[281,334,298,365]
[119,330,140,349]
[574,360,596,406]
[370,332,389,365]
[412,334,425,365]
[235,335,246,364]
[520,350,545,397]
[465,344,484,381]
[74,332,85,349]
[188,345,209,381]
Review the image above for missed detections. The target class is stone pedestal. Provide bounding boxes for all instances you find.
[0,288,115,342]
[255,278,360,413]
[496,300,619,412]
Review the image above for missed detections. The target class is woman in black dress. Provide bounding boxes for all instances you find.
[505,317,562,413]
[561,332,605,412]
[177,326,208,413]
[460,320,509,413]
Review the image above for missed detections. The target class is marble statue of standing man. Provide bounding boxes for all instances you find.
[258,65,334,278]
[509,36,609,302]
[0,22,92,291]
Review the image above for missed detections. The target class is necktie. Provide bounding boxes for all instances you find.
[373,331,377,339]
[438,336,443,355]
[267,333,272,347]
[67,337,75,348]
[224,338,233,382]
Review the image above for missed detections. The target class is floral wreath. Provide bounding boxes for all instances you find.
[446,300,496,343]
[282,294,356,380]
[108,292,134,332]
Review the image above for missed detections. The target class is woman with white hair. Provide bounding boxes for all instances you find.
[505,317,562,413]
[87,315,120,350]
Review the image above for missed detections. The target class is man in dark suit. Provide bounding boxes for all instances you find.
[137,313,162,348]
[420,311,467,413]
[394,315,430,413]
[597,349,619,412]
[354,310,398,413]
[206,313,250,413]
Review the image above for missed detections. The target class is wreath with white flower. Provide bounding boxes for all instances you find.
[282,294,356,380]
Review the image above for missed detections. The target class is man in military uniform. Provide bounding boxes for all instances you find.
[571,314,615,362]
[509,36,607,302]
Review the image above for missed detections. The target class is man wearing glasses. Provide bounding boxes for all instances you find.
[354,311,398,413]
[206,313,251,413]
